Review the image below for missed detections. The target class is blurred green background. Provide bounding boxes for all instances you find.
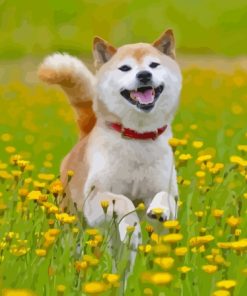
[1,0,247,59]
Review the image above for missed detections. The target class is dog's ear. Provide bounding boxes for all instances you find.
[93,36,117,69]
[152,29,175,59]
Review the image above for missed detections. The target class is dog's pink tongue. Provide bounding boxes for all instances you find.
[131,89,154,104]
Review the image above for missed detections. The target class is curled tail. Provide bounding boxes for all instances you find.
[38,53,96,137]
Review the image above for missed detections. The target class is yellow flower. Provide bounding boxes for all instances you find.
[190,124,198,130]
[2,289,37,296]
[49,180,63,196]
[196,171,206,178]
[17,160,29,170]
[10,154,21,165]
[100,200,109,213]
[234,228,241,237]
[86,240,100,247]
[35,249,47,257]
[86,228,99,236]
[55,213,76,224]
[154,257,174,270]
[209,163,224,174]
[196,154,212,164]
[202,264,218,274]
[178,154,192,161]
[177,266,191,273]
[153,244,171,255]
[18,188,29,198]
[0,203,7,215]
[230,155,247,167]
[0,171,12,180]
[136,202,145,211]
[38,173,55,181]
[231,239,247,251]
[174,247,188,256]
[83,282,108,294]
[27,191,42,201]
[141,272,173,285]
[214,176,224,184]
[103,273,120,284]
[212,209,224,218]
[145,225,154,234]
[192,141,204,149]
[0,162,8,169]
[139,244,152,253]
[126,226,135,234]
[47,229,60,236]
[213,290,230,296]
[238,145,247,152]
[83,255,99,266]
[151,208,164,218]
[75,260,88,272]
[227,216,240,228]
[162,233,183,244]
[168,138,187,148]
[10,246,30,256]
[189,235,214,247]
[56,285,66,293]
[194,211,204,218]
[11,171,22,179]
[67,170,74,177]
[216,280,237,289]
[1,133,12,142]
[5,146,16,154]
[163,220,179,229]
[217,242,232,249]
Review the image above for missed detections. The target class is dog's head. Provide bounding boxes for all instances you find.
[93,30,182,131]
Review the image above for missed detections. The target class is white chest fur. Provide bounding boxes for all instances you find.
[84,123,178,204]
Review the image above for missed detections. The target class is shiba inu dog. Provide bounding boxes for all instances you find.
[38,29,182,252]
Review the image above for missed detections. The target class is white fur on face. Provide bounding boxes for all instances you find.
[94,48,182,132]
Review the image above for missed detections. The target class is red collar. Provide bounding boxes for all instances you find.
[106,122,167,140]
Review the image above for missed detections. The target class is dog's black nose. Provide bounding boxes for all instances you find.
[136,71,152,84]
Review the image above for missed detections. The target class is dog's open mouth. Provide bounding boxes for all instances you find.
[120,84,164,112]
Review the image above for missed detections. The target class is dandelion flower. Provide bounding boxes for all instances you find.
[213,290,230,296]
[175,247,188,257]
[162,233,183,244]
[141,272,173,285]
[202,264,218,274]
[83,282,108,294]
[216,280,237,289]
[35,249,47,257]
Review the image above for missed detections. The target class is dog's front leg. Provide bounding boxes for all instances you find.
[83,191,141,248]
[147,191,178,222]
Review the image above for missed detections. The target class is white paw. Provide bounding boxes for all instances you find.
[147,206,171,222]
[146,191,177,222]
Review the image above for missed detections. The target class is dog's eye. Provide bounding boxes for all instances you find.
[119,65,132,72]
[149,62,160,69]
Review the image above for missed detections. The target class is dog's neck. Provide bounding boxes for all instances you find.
[105,121,168,140]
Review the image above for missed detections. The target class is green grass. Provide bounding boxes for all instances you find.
[0,59,247,295]
[1,0,247,59]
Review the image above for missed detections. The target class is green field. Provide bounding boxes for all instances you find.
[1,0,247,295]
[0,58,247,295]
[1,0,247,59]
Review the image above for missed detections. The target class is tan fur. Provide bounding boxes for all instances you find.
[116,44,162,63]
[60,135,90,210]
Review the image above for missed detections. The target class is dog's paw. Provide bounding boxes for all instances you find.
[146,206,171,222]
